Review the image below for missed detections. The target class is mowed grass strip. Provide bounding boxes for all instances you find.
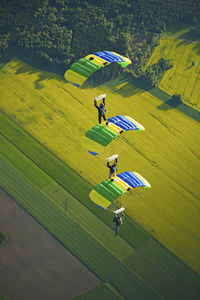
[75,283,123,300]
[44,183,198,300]
[1,131,196,300]
[137,238,200,300]
[0,293,9,300]
[0,155,161,300]
[0,131,134,262]
[1,113,200,299]
[0,131,166,298]
[0,111,148,249]
[43,182,133,262]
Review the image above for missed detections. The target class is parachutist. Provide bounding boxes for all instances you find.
[89,172,151,211]
[64,51,132,87]
[113,213,125,236]
[94,97,106,124]
[107,157,118,179]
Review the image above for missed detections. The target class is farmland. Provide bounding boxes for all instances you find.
[145,28,200,110]
[0,47,200,298]
[0,188,100,300]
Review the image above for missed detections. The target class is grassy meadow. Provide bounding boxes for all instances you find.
[145,29,200,110]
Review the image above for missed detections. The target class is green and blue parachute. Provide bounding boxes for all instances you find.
[89,171,151,211]
[81,115,145,156]
[64,51,132,87]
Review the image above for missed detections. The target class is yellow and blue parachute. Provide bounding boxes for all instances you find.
[81,115,145,156]
[89,171,151,211]
[64,51,132,87]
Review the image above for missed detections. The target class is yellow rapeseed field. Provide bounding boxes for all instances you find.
[0,58,200,274]
[145,34,200,110]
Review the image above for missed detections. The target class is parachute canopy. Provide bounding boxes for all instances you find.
[89,171,151,211]
[64,51,132,87]
[81,115,145,156]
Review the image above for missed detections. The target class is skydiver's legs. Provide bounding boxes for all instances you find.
[98,113,106,124]
[109,170,116,179]
[114,224,119,236]
[98,113,101,124]
[109,170,113,179]
[102,113,106,121]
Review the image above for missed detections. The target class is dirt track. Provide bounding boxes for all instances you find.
[0,188,100,300]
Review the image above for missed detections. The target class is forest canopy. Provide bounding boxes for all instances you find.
[0,0,199,72]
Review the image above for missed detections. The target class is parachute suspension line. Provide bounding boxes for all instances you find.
[64,51,132,88]
[113,138,121,157]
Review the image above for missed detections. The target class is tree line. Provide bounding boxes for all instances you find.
[140,57,173,87]
[0,0,199,76]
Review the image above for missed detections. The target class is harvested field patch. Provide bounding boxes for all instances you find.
[0,188,100,300]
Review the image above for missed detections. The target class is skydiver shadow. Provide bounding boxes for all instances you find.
[113,212,125,236]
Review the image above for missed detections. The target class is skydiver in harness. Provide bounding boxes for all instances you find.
[107,157,118,179]
[94,96,106,124]
[113,212,125,236]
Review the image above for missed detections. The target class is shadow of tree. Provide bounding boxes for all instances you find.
[97,72,150,98]
[13,57,66,90]
[157,97,182,111]
[106,73,200,123]
[156,95,200,122]
[0,47,66,90]
[174,37,200,55]
[192,43,200,55]
[15,64,36,76]
[179,29,200,42]
[176,39,191,47]
[148,87,172,102]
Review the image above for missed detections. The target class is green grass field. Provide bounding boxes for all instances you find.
[145,29,200,110]
[0,293,9,300]
[0,53,200,298]
[75,283,123,300]
[0,139,161,300]
[1,113,200,299]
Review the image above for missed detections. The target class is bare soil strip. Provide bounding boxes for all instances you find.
[0,188,100,300]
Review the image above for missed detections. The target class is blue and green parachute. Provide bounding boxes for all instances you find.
[90,171,151,211]
[64,51,132,87]
[81,115,145,156]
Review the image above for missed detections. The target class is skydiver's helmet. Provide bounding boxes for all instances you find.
[100,103,104,108]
